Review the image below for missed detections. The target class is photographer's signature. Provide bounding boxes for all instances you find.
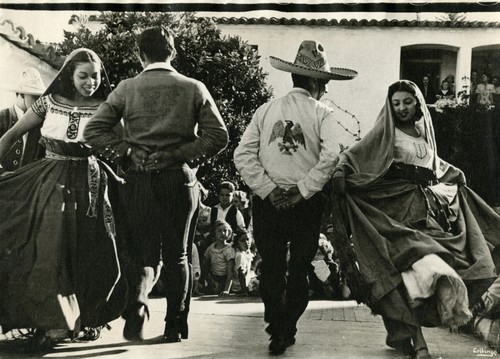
[474,347,498,357]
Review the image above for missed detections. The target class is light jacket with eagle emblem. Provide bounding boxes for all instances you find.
[234,88,356,200]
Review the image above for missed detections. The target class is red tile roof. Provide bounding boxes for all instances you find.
[1,14,498,71]
[208,16,500,28]
[0,17,64,69]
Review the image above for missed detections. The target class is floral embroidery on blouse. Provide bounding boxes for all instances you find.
[31,95,99,143]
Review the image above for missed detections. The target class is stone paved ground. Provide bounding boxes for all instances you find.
[0,295,495,359]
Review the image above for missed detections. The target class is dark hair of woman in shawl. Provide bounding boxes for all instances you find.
[48,49,111,100]
[388,80,424,121]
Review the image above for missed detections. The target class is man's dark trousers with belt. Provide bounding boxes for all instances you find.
[252,193,325,340]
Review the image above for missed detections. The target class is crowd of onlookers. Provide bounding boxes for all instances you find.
[418,70,500,107]
[153,180,351,301]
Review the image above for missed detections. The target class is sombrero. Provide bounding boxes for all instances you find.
[270,40,357,81]
[3,67,46,95]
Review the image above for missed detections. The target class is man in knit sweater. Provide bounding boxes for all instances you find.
[84,26,228,343]
[234,40,357,355]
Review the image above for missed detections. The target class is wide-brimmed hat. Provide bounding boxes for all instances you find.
[270,40,357,81]
[4,67,46,95]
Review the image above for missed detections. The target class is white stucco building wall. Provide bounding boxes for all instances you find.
[215,21,500,134]
[0,37,57,109]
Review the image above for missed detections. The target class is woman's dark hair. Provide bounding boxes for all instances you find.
[440,80,450,89]
[137,26,175,63]
[388,81,424,120]
[51,50,109,100]
[232,229,251,249]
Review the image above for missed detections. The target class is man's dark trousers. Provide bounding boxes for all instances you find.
[121,164,199,333]
[253,192,325,339]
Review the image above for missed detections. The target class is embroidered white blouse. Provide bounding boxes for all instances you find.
[32,94,98,143]
[393,127,434,169]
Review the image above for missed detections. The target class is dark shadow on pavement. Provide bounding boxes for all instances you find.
[0,335,167,358]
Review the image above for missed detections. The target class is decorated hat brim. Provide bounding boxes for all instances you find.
[270,56,357,81]
[1,84,45,95]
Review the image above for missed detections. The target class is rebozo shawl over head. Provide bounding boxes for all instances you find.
[42,48,112,99]
[270,40,358,81]
[336,80,465,186]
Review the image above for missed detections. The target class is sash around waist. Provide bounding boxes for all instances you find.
[384,162,438,186]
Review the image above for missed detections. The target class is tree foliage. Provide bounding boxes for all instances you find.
[58,12,273,204]
[432,104,499,205]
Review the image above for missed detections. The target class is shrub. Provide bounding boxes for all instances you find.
[431,103,499,204]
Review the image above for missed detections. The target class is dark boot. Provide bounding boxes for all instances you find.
[163,315,182,343]
[179,310,189,339]
[123,303,149,341]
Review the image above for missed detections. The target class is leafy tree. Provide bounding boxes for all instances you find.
[58,12,273,204]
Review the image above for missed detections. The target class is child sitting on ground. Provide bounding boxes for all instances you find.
[308,234,342,300]
[201,220,235,296]
[194,204,213,265]
[231,230,256,296]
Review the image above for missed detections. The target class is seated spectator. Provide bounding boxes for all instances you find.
[231,230,256,296]
[211,181,246,235]
[201,220,235,296]
[194,203,213,265]
[308,234,342,300]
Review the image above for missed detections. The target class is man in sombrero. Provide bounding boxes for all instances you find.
[0,67,45,173]
[234,40,357,355]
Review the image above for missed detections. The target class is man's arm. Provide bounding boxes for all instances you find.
[237,267,249,296]
[0,108,43,161]
[0,109,11,138]
[221,258,234,296]
[235,209,246,230]
[83,82,131,164]
[233,113,277,200]
[176,82,228,167]
[296,112,345,199]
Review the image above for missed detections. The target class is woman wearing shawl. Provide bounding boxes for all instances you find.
[332,80,500,359]
[0,49,126,347]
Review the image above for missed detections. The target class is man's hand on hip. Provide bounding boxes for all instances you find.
[281,185,304,209]
[144,149,184,171]
[129,146,150,171]
[268,187,288,209]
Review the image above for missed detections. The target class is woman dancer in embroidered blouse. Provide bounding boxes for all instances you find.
[332,80,500,359]
[0,49,126,347]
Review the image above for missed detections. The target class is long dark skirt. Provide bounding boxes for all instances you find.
[0,139,127,333]
[339,178,500,348]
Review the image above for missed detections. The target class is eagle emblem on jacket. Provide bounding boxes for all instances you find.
[268,120,306,154]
